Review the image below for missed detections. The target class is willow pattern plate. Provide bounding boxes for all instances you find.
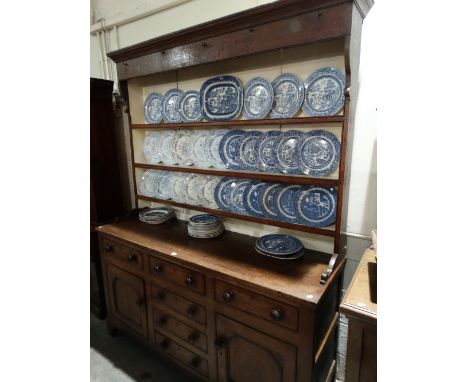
[200,75,243,121]
[298,130,340,176]
[238,131,262,171]
[259,183,283,219]
[243,77,273,120]
[190,130,211,168]
[184,174,206,206]
[255,234,303,256]
[242,181,267,218]
[218,130,245,170]
[158,131,177,165]
[138,170,160,197]
[228,179,250,214]
[270,74,304,119]
[214,177,235,211]
[144,92,163,124]
[170,173,189,203]
[173,130,194,166]
[303,67,345,116]
[143,131,162,164]
[294,186,337,227]
[258,131,282,173]
[179,90,202,122]
[205,129,228,168]
[201,176,221,209]
[162,88,183,123]
[157,172,173,200]
[275,184,301,223]
[275,130,304,174]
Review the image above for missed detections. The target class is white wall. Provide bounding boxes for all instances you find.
[90,0,377,242]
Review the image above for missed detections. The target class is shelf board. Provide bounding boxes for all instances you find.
[134,163,340,187]
[137,195,336,237]
[131,116,344,129]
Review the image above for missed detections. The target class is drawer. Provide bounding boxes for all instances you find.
[155,331,208,378]
[149,255,205,295]
[150,284,207,326]
[153,308,207,352]
[102,238,144,271]
[214,280,298,331]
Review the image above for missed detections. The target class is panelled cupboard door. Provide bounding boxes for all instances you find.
[107,264,148,338]
[216,315,296,382]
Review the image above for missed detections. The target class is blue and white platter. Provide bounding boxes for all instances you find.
[239,131,262,171]
[258,131,282,173]
[144,92,163,124]
[294,186,337,227]
[275,130,304,174]
[179,90,202,122]
[219,130,245,170]
[270,73,304,119]
[303,67,345,117]
[162,88,183,123]
[242,181,267,218]
[214,177,235,211]
[255,234,304,256]
[259,183,283,219]
[243,77,274,120]
[200,75,243,121]
[298,130,340,176]
[275,184,301,223]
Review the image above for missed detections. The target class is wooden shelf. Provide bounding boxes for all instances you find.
[131,116,344,129]
[134,163,340,187]
[137,195,336,237]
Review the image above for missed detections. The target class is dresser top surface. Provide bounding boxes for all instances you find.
[96,217,344,306]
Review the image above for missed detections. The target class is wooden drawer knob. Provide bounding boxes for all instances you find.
[153,264,163,272]
[222,290,233,302]
[187,331,199,343]
[156,291,165,301]
[127,254,137,262]
[190,357,200,368]
[185,275,194,286]
[104,244,113,252]
[270,308,282,321]
[214,337,225,349]
[159,339,169,349]
[186,305,197,317]
[157,316,167,325]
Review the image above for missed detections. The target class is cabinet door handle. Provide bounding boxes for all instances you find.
[185,275,194,286]
[214,337,225,349]
[188,331,199,343]
[222,290,233,302]
[270,308,282,321]
[153,264,163,273]
[157,316,167,325]
[105,244,113,252]
[190,357,200,368]
[186,305,197,317]
[160,339,169,349]
[127,254,137,262]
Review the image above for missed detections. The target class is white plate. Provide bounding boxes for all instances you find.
[205,129,228,168]
[173,130,194,166]
[158,131,177,165]
[184,174,207,205]
[201,176,221,209]
[170,173,189,203]
[143,131,162,164]
[190,130,211,167]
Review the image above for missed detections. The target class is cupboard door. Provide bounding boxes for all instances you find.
[215,315,296,382]
[107,264,148,338]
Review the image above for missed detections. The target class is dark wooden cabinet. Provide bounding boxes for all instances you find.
[215,314,296,382]
[90,77,124,318]
[106,264,148,338]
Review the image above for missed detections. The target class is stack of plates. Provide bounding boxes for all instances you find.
[188,214,224,239]
[139,207,175,225]
[255,234,304,260]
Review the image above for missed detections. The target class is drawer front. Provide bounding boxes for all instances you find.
[149,255,205,295]
[102,239,144,271]
[155,331,208,378]
[153,308,207,352]
[214,280,298,331]
[150,284,207,326]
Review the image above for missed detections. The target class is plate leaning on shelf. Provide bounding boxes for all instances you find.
[143,131,162,164]
[270,73,304,118]
[243,181,267,218]
[179,90,202,122]
[275,184,301,223]
[173,130,194,166]
[298,130,341,176]
[190,130,211,168]
[243,77,274,119]
[294,186,337,227]
[162,88,183,123]
[303,67,345,117]
[205,129,228,168]
[238,131,262,171]
[200,75,243,121]
[275,130,305,174]
[144,92,163,124]
[258,131,282,173]
[158,131,178,165]
[219,130,245,170]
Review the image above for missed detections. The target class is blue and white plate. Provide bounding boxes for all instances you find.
[190,130,211,168]
[138,169,160,197]
[158,131,177,165]
[179,90,202,122]
[184,174,206,206]
[144,92,163,124]
[255,234,304,256]
[275,184,301,223]
[201,176,221,209]
[214,177,236,211]
[243,77,274,120]
[294,186,337,227]
[205,129,228,168]
[173,130,194,166]
[303,67,345,117]
[170,173,189,203]
[143,131,162,164]
[189,214,218,225]
[258,131,282,172]
[219,130,245,170]
[157,172,173,200]
[162,88,183,123]
[259,183,283,219]
[298,130,341,176]
[228,179,250,214]
[200,75,243,121]
[239,131,262,171]
[242,181,267,218]
[270,74,304,119]
[275,130,304,174]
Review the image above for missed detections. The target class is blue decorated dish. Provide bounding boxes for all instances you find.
[162,88,183,123]
[243,77,274,120]
[242,181,267,218]
[259,183,283,219]
[270,73,304,119]
[298,130,341,176]
[275,130,305,174]
[255,234,304,256]
[200,75,243,121]
[228,179,250,214]
[214,177,236,211]
[144,92,163,124]
[179,90,202,122]
[218,130,245,170]
[275,184,301,223]
[303,67,345,117]
[238,131,263,171]
[294,186,337,227]
[258,131,282,172]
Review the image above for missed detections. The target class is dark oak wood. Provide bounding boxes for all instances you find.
[134,163,339,187]
[131,116,344,129]
[137,195,336,237]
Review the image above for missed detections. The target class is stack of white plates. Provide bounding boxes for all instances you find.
[139,207,175,225]
[187,214,224,239]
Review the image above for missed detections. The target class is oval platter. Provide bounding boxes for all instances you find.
[200,75,243,121]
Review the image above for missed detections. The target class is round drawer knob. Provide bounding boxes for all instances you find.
[188,331,199,343]
[156,292,165,301]
[214,337,225,349]
[222,290,233,302]
[104,244,113,252]
[190,357,200,368]
[270,308,282,321]
[185,275,194,286]
[127,254,136,262]
[186,305,197,317]
[153,264,163,272]
[160,339,169,349]
[157,316,167,325]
